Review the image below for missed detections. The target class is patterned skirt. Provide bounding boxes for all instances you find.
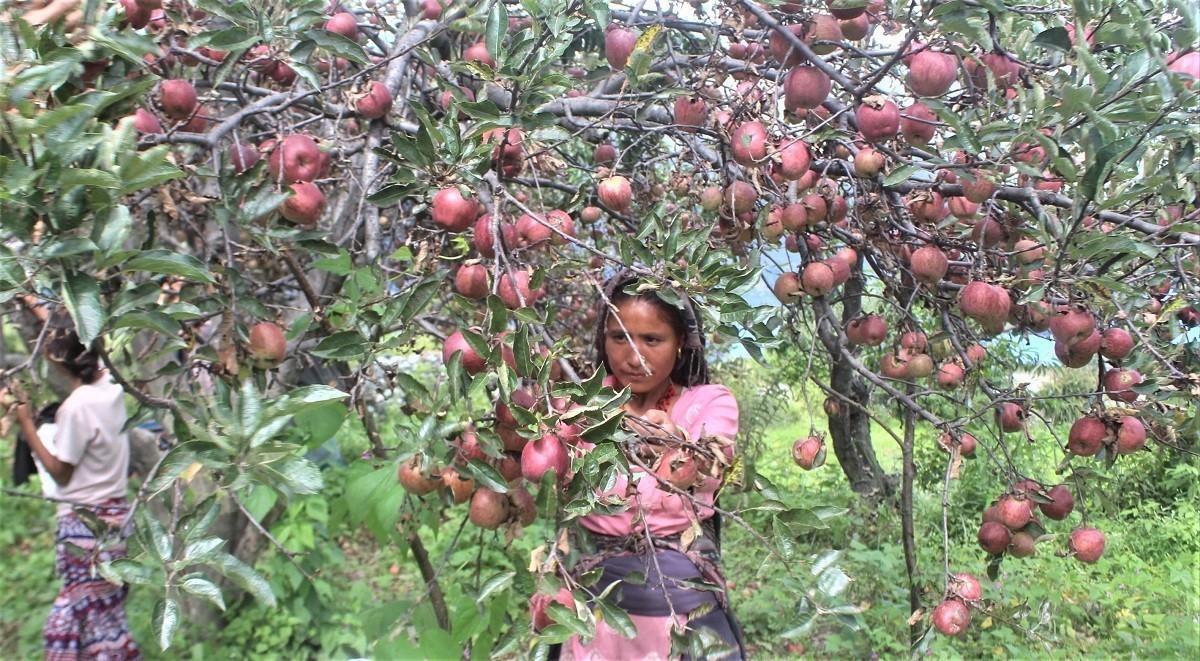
[45,499,141,661]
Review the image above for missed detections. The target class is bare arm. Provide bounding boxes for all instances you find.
[14,0,81,27]
[17,295,49,322]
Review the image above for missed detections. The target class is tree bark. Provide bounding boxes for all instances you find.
[825,354,893,497]
[814,260,894,498]
[901,405,920,646]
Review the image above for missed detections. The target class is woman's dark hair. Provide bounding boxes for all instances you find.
[37,401,61,426]
[43,312,104,384]
[592,270,710,387]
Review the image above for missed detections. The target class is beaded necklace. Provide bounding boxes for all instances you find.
[653,382,676,412]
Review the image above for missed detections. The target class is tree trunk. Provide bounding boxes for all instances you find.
[814,259,895,498]
[825,355,893,497]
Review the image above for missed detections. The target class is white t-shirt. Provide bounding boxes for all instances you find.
[33,422,59,498]
[52,377,131,515]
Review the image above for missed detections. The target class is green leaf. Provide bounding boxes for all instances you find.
[190,26,259,52]
[92,206,133,257]
[40,238,97,258]
[344,463,405,540]
[477,571,515,603]
[239,377,262,433]
[986,554,1003,581]
[833,612,862,631]
[816,566,851,597]
[245,415,291,450]
[211,553,276,606]
[125,249,216,283]
[182,498,222,543]
[311,331,367,360]
[61,271,105,347]
[581,412,624,443]
[410,104,440,162]
[1033,27,1072,52]
[118,145,185,194]
[312,251,353,275]
[259,455,324,495]
[778,506,833,530]
[111,311,185,346]
[584,0,610,29]
[596,598,637,640]
[883,164,922,186]
[290,60,322,90]
[779,612,819,639]
[97,557,157,587]
[238,186,292,221]
[89,29,160,65]
[182,538,224,564]
[383,273,446,330]
[1079,136,1139,201]
[295,403,346,444]
[485,1,509,67]
[811,550,841,576]
[545,603,590,637]
[367,182,413,207]
[180,576,226,611]
[152,597,180,650]
[303,28,370,65]
[393,372,431,401]
[27,105,88,145]
[60,168,122,189]
[513,326,533,377]
[826,0,869,9]
[146,443,220,494]
[487,295,509,334]
[144,513,173,565]
[465,459,509,493]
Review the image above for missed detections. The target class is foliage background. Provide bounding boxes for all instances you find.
[2,0,1199,657]
[3,353,1197,658]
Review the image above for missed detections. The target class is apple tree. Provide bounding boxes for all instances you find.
[1,0,1197,654]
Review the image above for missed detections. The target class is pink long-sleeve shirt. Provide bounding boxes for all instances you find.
[578,383,740,538]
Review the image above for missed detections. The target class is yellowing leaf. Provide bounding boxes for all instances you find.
[724,454,745,490]
[182,462,203,483]
[557,528,571,556]
[634,25,662,55]
[528,545,546,574]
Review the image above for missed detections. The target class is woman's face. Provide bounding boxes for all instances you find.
[604,299,683,394]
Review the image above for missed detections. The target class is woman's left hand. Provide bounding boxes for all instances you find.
[627,408,679,439]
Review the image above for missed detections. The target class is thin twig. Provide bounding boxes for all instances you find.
[232,493,314,581]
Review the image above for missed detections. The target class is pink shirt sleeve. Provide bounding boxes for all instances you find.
[674,384,739,447]
[580,384,740,538]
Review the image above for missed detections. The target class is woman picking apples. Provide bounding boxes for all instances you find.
[8,308,141,660]
[563,271,743,660]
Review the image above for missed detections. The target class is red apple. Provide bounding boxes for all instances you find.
[280,182,325,227]
[267,134,322,184]
[431,187,478,233]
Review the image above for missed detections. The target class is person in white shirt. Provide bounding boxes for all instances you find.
[23,402,62,498]
[12,317,140,660]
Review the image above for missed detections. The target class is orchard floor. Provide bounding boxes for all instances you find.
[2,407,1198,659]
